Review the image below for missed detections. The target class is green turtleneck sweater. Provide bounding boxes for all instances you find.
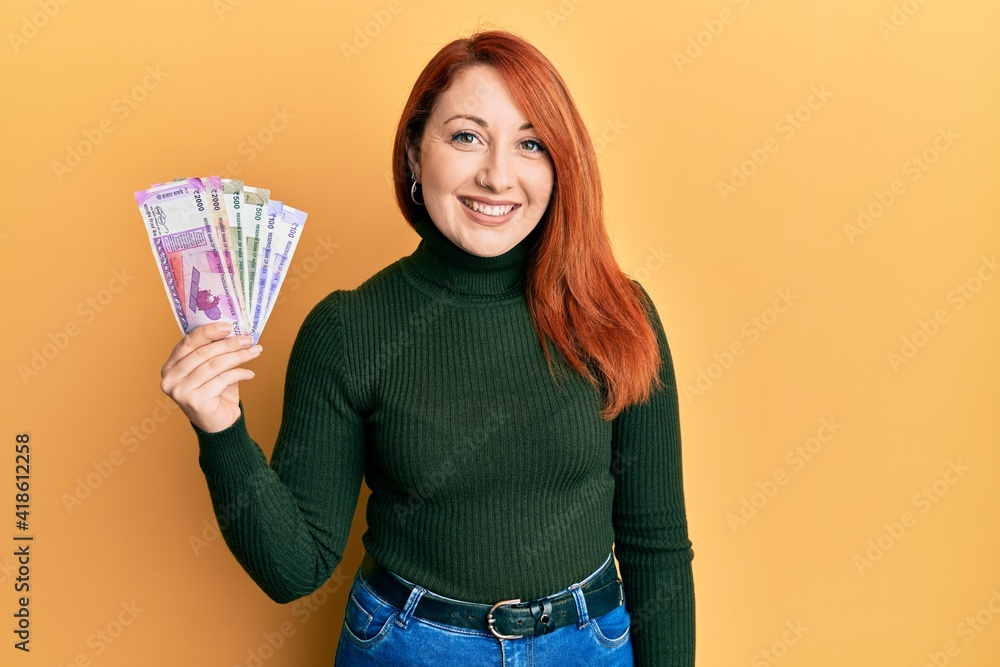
[192,215,695,666]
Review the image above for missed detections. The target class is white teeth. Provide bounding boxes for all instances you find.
[462,197,515,217]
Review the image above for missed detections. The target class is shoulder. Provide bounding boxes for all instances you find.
[293,256,415,394]
[628,278,651,304]
[628,279,663,327]
[300,257,409,328]
[346,257,408,303]
[329,257,413,330]
[626,280,675,371]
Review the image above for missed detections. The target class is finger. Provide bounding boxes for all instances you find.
[165,353,255,407]
[164,333,255,386]
[161,322,236,377]
[190,367,257,404]
[179,344,263,393]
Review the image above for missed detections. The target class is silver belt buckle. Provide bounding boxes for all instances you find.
[486,598,524,640]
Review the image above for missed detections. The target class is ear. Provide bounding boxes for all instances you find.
[405,137,421,179]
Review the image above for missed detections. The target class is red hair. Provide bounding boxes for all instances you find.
[391,29,664,421]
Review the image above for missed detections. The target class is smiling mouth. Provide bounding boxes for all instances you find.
[459,197,519,217]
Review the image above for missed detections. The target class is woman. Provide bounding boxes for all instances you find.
[160,29,694,666]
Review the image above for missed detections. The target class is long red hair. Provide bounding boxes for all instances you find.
[391,29,664,421]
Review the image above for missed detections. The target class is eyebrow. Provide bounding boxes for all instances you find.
[444,114,533,131]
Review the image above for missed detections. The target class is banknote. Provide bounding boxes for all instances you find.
[255,203,307,336]
[135,176,304,343]
[221,179,248,302]
[248,200,281,337]
[134,178,247,337]
[201,176,248,326]
[163,175,246,322]
[240,186,270,312]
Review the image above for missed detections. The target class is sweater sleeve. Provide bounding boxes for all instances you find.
[191,290,367,603]
[611,281,696,666]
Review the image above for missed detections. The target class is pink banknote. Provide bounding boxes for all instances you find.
[135,178,247,338]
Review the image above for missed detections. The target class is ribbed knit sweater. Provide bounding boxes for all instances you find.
[192,214,695,666]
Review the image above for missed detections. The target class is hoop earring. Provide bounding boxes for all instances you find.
[410,173,424,206]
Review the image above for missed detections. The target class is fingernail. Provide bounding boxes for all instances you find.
[249,345,263,355]
[217,322,232,333]
[239,335,253,346]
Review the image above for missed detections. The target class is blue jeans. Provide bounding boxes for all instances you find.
[335,552,634,666]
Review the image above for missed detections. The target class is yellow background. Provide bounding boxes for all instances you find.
[1,0,998,665]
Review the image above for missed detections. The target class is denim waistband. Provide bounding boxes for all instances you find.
[360,550,623,638]
[382,551,615,604]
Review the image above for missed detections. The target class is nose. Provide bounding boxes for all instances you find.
[481,146,514,192]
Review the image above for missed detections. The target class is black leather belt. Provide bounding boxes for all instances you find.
[360,553,624,640]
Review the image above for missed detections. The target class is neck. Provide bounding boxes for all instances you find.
[402,215,543,302]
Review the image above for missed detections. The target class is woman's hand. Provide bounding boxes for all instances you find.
[160,322,263,433]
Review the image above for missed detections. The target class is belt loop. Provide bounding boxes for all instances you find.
[569,583,589,629]
[395,584,426,629]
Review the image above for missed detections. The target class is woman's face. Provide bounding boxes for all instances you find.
[406,64,555,258]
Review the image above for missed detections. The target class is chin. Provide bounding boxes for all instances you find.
[461,239,514,258]
[448,225,510,256]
